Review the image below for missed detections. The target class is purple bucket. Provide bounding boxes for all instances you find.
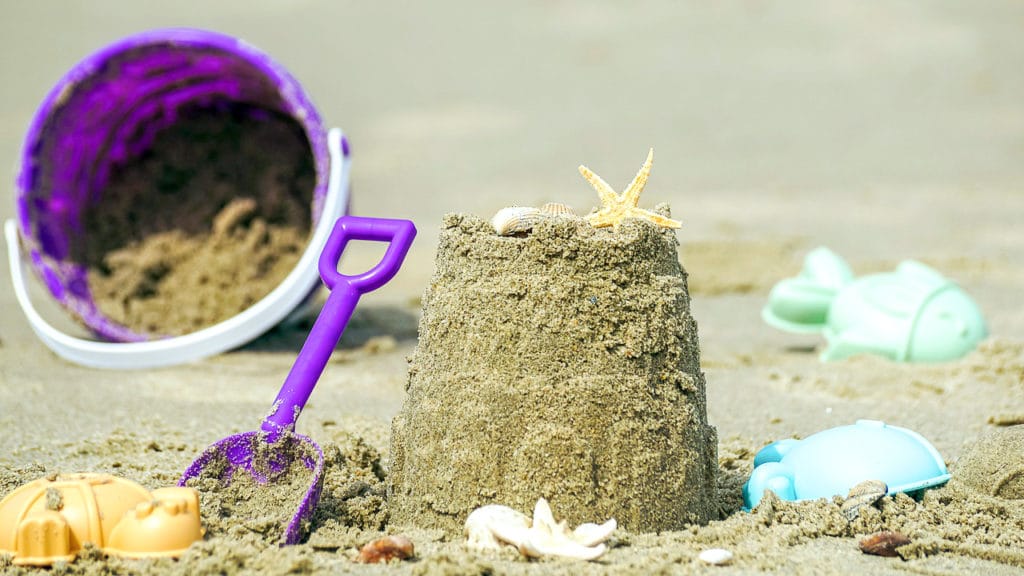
[15,28,334,343]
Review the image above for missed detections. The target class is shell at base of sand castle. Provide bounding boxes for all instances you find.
[465,498,616,561]
[465,505,532,551]
[389,213,717,535]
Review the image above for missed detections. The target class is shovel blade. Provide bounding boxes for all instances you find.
[179,430,324,545]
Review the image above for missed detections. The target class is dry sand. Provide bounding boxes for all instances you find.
[2,2,1024,575]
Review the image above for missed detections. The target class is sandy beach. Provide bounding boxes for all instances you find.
[2,2,1023,574]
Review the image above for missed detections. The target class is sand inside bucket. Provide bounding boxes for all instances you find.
[80,104,315,337]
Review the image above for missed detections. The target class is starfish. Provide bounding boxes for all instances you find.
[578,148,682,230]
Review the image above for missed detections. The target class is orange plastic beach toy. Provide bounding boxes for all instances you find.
[0,473,202,566]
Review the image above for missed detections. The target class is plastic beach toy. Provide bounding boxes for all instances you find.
[0,473,202,566]
[743,420,951,509]
[4,28,350,369]
[762,247,987,362]
[179,215,416,545]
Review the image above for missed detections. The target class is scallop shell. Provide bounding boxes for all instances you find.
[841,479,888,521]
[491,207,543,236]
[539,202,577,218]
[517,498,613,561]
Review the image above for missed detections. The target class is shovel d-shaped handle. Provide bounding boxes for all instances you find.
[262,216,417,435]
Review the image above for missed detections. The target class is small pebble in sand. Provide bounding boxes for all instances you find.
[357,535,415,564]
[859,531,912,558]
[698,548,734,566]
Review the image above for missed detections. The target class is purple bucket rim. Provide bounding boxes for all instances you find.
[14,27,331,341]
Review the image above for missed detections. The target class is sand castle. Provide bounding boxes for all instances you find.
[389,151,718,534]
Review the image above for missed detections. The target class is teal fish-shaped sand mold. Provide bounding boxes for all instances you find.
[763,247,987,362]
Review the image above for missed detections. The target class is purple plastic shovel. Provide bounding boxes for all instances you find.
[179,215,416,545]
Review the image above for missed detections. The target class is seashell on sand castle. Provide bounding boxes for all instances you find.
[491,203,577,236]
[388,151,718,535]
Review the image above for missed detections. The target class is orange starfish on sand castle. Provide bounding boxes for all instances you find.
[579,148,682,231]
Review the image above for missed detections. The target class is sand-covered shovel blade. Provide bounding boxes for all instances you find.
[179,216,416,545]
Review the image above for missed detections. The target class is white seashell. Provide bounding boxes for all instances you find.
[519,536,607,561]
[841,479,888,521]
[539,202,577,218]
[491,207,543,236]
[698,548,734,566]
[464,498,615,561]
[465,504,531,550]
[531,497,557,529]
[572,519,618,547]
[518,498,614,561]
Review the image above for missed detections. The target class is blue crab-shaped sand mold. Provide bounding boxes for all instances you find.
[743,420,951,510]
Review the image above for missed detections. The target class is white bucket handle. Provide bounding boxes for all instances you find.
[5,128,351,370]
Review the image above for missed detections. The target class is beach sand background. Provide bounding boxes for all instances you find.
[1,1,1023,574]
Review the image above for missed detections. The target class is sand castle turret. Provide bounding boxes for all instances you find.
[389,151,718,534]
